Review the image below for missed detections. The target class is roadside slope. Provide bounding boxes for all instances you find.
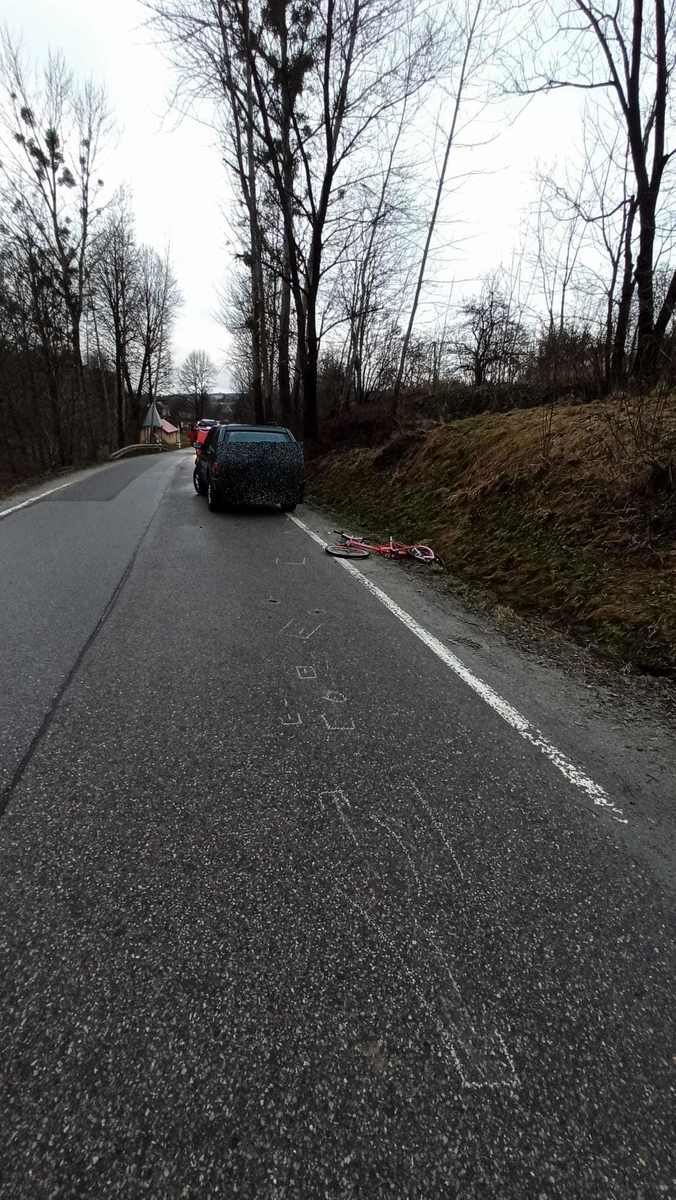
[307,397,676,675]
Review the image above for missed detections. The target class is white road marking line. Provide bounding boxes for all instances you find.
[0,477,81,519]
[288,514,627,825]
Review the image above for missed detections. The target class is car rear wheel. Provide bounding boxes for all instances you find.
[193,465,207,496]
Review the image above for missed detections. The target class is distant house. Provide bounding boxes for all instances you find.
[140,401,163,444]
[160,418,179,447]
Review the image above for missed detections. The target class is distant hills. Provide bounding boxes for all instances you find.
[157,392,246,425]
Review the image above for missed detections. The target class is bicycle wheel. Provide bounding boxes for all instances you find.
[325,544,370,559]
[333,530,366,545]
[408,544,435,561]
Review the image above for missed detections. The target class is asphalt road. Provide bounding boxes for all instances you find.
[0,451,674,1199]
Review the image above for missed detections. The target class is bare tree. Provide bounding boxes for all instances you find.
[94,193,141,444]
[0,34,111,454]
[393,0,496,409]
[127,246,182,430]
[536,114,640,388]
[334,176,414,407]
[145,0,436,438]
[454,280,529,385]
[178,349,217,420]
[513,0,676,382]
[0,215,72,465]
[0,37,186,477]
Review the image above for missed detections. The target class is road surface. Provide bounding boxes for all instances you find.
[0,451,674,1198]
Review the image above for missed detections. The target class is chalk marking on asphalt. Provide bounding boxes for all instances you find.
[323,690,347,703]
[280,617,323,642]
[0,477,82,519]
[288,514,627,825]
[342,889,472,1088]
[411,781,465,881]
[320,714,356,732]
[372,814,422,897]
[296,665,317,680]
[319,788,360,845]
[280,698,303,727]
[340,887,519,1090]
[419,922,469,1009]
[321,787,518,1088]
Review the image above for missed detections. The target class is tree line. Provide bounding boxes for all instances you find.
[2,1,674,476]
[147,0,676,439]
[0,34,181,481]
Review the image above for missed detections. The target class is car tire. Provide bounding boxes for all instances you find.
[282,502,297,512]
[193,465,207,496]
[207,479,221,512]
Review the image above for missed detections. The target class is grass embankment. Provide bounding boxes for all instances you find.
[307,397,676,677]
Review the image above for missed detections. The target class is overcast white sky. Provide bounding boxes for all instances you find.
[2,0,585,390]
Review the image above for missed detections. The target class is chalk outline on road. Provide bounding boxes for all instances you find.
[338,886,519,1091]
[319,782,519,1091]
[320,714,356,732]
[288,514,627,825]
[280,618,323,642]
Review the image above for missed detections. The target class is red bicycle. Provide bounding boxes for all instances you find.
[324,530,435,562]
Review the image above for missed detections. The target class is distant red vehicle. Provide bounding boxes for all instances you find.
[188,418,218,447]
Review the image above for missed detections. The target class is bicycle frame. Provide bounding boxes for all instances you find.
[333,531,434,562]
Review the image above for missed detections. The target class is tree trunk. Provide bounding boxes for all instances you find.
[115,357,125,447]
[242,0,270,423]
[633,188,658,380]
[610,198,637,385]
[72,323,97,461]
[302,288,320,440]
[250,304,265,424]
[277,16,293,427]
[278,269,292,425]
[393,0,484,412]
[303,311,319,442]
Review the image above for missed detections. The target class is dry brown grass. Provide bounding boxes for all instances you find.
[307,396,676,675]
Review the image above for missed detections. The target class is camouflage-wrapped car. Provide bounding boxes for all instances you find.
[193,424,304,512]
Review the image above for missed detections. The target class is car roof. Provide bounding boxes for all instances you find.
[221,424,292,433]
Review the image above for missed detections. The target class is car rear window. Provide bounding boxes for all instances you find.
[226,430,292,443]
